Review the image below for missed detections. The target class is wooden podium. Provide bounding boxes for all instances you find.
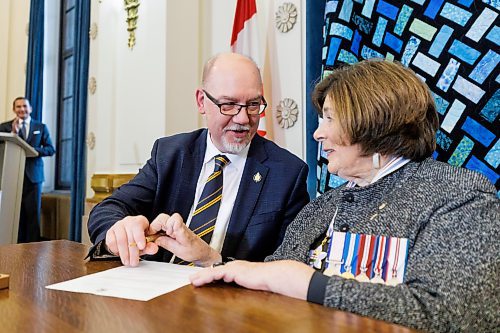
[0,133,38,244]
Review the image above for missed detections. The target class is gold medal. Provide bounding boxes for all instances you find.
[341,269,355,279]
[371,274,385,284]
[355,272,370,282]
[386,277,400,286]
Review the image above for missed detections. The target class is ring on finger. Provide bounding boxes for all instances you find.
[129,242,137,247]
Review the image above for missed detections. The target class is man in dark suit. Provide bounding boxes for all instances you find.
[88,53,310,267]
[0,97,55,242]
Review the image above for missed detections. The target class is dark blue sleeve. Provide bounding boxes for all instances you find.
[88,139,161,245]
[35,124,55,157]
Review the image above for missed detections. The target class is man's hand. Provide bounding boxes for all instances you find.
[150,213,222,267]
[105,215,159,267]
[190,260,315,300]
[11,117,19,133]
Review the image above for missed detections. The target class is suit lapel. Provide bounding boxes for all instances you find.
[221,136,269,257]
[175,130,207,220]
[26,121,36,142]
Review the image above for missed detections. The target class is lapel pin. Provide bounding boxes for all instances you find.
[253,172,262,183]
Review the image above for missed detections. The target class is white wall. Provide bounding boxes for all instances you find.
[88,0,168,175]
[0,0,30,122]
[87,0,204,197]
[165,1,201,135]
[200,0,305,159]
[263,0,305,159]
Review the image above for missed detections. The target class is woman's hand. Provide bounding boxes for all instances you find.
[190,260,315,300]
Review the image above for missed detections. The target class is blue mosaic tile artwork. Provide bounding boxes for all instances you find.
[317,0,500,194]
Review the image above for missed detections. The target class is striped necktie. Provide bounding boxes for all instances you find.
[175,155,230,265]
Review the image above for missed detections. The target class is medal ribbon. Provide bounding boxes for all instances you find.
[391,237,401,278]
[342,234,357,275]
[373,236,387,277]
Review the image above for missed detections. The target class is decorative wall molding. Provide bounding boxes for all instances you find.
[86,131,96,150]
[276,98,299,129]
[89,22,98,40]
[275,2,297,33]
[88,76,97,94]
[124,0,140,49]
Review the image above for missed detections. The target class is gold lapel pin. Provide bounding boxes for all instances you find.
[253,172,262,183]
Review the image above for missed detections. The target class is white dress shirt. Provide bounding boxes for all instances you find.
[17,117,31,138]
[172,133,249,261]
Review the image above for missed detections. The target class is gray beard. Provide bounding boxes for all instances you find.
[221,136,250,154]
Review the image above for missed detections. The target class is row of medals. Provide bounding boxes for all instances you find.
[310,238,401,287]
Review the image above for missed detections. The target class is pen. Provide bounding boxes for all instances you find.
[145,231,167,243]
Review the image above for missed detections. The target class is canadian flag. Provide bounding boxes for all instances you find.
[231,0,267,137]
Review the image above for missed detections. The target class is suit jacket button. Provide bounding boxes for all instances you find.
[339,224,350,232]
[343,193,354,202]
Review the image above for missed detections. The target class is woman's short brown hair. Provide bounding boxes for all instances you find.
[312,59,439,161]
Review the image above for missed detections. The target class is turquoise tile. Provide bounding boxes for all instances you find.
[440,3,472,26]
[469,50,500,84]
[486,26,500,46]
[394,5,414,36]
[448,136,474,167]
[480,90,499,123]
[361,45,384,59]
[372,17,388,46]
[432,92,450,115]
[338,49,359,63]
[429,25,454,58]
[437,58,460,92]
[485,139,500,169]
[448,39,481,65]
[401,36,421,66]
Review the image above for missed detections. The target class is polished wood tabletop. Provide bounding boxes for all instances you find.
[0,240,420,332]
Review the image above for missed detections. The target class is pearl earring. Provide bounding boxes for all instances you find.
[372,153,380,169]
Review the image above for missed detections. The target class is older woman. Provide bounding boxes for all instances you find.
[190,59,500,332]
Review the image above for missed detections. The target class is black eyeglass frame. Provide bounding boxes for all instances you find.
[203,89,267,116]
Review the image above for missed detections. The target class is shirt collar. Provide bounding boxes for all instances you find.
[347,156,411,188]
[18,117,31,125]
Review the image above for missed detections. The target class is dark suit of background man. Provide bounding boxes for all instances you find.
[0,97,55,242]
[88,53,310,267]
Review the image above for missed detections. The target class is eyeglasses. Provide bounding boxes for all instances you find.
[203,90,267,116]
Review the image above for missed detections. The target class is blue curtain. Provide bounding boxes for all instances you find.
[305,1,326,198]
[25,0,44,121]
[69,0,90,241]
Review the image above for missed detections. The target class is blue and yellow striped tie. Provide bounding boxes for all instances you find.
[175,155,229,265]
[189,154,230,244]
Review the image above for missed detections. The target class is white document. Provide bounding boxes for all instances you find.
[46,261,202,301]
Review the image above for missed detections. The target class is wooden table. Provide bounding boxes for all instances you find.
[0,240,419,332]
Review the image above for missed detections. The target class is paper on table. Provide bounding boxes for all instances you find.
[46,260,202,301]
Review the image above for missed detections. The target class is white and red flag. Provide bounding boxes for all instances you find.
[231,0,267,137]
